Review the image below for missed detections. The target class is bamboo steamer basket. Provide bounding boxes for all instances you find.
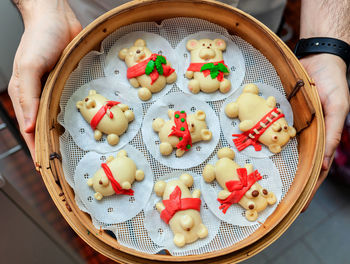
[35,0,325,263]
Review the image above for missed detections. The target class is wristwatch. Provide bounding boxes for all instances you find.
[294,37,350,68]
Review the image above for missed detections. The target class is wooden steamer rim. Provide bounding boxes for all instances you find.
[35,0,325,263]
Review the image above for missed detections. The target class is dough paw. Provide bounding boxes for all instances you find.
[197,223,208,238]
[173,233,186,248]
[94,192,103,201]
[188,79,200,94]
[135,170,144,181]
[138,87,152,101]
[159,142,173,156]
[219,78,231,93]
[107,134,119,146]
[124,110,134,122]
[267,192,277,205]
[94,130,102,141]
[166,72,177,83]
[225,102,239,118]
[245,209,258,221]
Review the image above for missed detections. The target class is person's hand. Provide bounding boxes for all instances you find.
[300,53,350,210]
[8,0,82,159]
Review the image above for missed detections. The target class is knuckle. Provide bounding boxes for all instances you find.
[18,94,26,108]
[8,77,18,100]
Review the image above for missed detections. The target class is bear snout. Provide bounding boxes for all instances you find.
[86,99,96,109]
[134,50,146,62]
[199,48,216,60]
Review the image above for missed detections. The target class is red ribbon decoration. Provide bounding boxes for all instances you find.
[232,107,285,151]
[127,54,175,84]
[160,186,201,224]
[187,60,227,82]
[218,168,262,214]
[168,111,192,151]
[90,101,120,130]
[101,163,134,196]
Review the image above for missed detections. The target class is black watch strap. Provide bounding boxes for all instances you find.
[294,37,350,67]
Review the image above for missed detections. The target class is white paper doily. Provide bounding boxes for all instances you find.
[220,82,296,158]
[73,144,153,225]
[62,77,143,153]
[176,31,245,101]
[104,31,178,103]
[144,171,220,255]
[142,92,220,169]
[200,151,282,226]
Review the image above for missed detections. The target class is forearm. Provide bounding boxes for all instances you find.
[300,0,350,44]
[12,0,72,26]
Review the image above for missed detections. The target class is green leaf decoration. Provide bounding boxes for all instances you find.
[200,63,215,72]
[155,59,164,75]
[145,60,155,75]
[218,63,229,73]
[210,69,219,79]
[157,55,167,64]
[154,55,167,75]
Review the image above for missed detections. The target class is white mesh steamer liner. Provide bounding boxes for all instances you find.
[200,151,282,226]
[73,144,153,225]
[61,76,143,153]
[58,17,299,256]
[142,92,220,169]
[220,82,296,158]
[104,31,178,103]
[176,31,245,101]
[144,171,220,255]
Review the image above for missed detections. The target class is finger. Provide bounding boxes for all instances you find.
[322,104,348,170]
[301,155,333,212]
[8,75,36,160]
[17,56,43,133]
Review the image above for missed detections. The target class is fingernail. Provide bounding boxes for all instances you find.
[322,157,330,170]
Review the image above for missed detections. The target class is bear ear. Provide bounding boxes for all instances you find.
[214,39,226,51]
[167,109,175,119]
[180,173,194,187]
[268,144,282,154]
[186,39,199,51]
[217,147,235,160]
[118,48,128,60]
[201,129,212,141]
[134,39,146,47]
[117,150,128,158]
[288,126,296,137]
[154,181,167,197]
[195,110,206,121]
[76,101,84,109]
[89,90,97,95]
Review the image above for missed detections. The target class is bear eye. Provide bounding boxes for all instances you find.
[277,127,282,132]
[84,98,89,102]
[202,43,205,46]
[252,190,259,197]
[136,49,140,54]
[283,125,288,131]
[191,124,194,127]
[209,43,212,46]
